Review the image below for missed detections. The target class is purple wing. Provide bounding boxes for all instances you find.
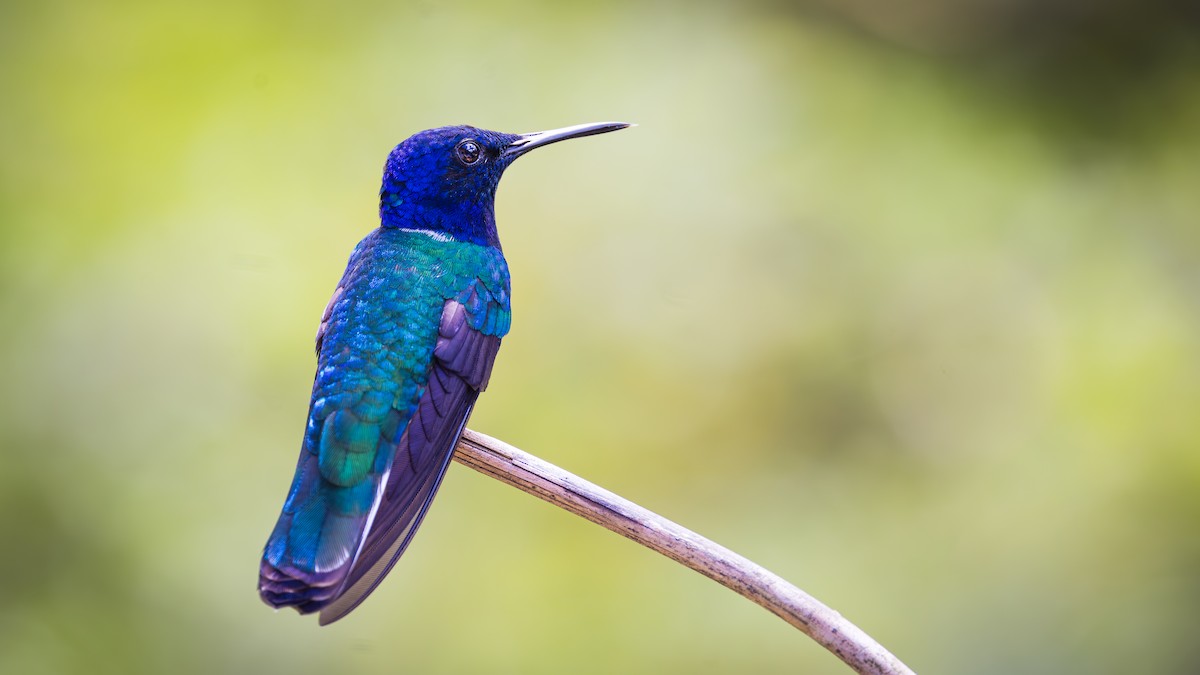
[315,299,501,624]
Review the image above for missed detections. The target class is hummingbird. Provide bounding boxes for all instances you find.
[258,122,629,625]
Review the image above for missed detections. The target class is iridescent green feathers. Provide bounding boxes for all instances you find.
[260,228,509,614]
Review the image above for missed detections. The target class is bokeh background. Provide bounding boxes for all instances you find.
[2,0,1199,673]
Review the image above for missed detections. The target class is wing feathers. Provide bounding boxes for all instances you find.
[314,298,502,623]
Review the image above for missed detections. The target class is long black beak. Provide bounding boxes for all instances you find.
[504,121,631,159]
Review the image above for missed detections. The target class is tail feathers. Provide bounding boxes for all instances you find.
[259,407,393,614]
[259,558,344,613]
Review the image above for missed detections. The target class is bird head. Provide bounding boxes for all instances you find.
[379,122,629,247]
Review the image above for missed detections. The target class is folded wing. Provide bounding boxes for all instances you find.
[315,298,501,624]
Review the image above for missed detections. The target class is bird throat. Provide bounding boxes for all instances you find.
[379,188,500,248]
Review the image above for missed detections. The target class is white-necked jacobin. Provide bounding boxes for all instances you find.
[259,122,630,625]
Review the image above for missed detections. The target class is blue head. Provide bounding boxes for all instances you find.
[379,122,630,247]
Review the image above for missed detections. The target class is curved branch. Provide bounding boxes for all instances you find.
[453,429,916,675]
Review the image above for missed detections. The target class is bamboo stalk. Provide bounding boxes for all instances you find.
[453,428,916,675]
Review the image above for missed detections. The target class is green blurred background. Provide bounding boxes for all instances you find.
[2,0,1199,673]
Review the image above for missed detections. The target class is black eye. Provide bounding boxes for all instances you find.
[455,139,483,166]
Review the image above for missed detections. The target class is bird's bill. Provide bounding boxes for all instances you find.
[504,121,631,159]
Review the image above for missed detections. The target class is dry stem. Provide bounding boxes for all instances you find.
[453,429,916,675]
